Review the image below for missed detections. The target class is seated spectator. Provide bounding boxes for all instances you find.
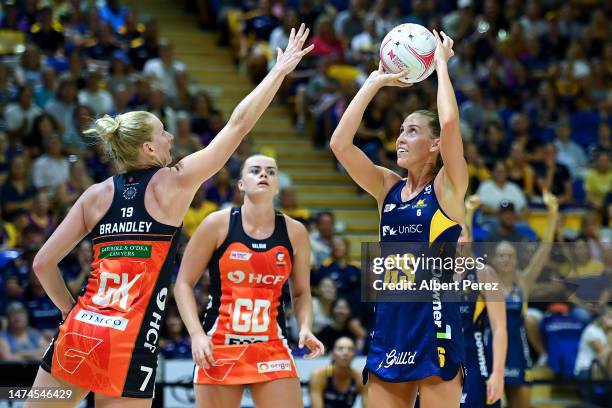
[540,306,585,377]
[588,123,611,160]
[476,161,527,225]
[312,277,336,334]
[127,18,160,71]
[206,166,234,207]
[14,46,42,87]
[0,203,18,249]
[309,15,344,63]
[350,15,379,67]
[99,0,128,32]
[584,150,611,211]
[486,200,535,242]
[316,297,367,354]
[532,143,573,205]
[506,142,536,200]
[143,39,185,99]
[28,6,65,55]
[334,0,365,44]
[159,309,192,359]
[107,51,132,94]
[0,301,47,361]
[32,134,70,190]
[477,122,509,169]
[23,271,62,341]
[310,211,335,269]
[85,21,121,61]
[59,240,92,297]
[0,63,17,114]
[578,212,611,265]
[1,156,37,223]
[24,113,61,159]
[111,83,131,116]
[279,188,310,223]
[465,142,491,195]
[171,70,194,112]
[33,66,56,109]
[26,191,56,238]
[190,91,220,145]
[554,120,587,179]
[146,86,176,134]
[312,237,360,305]
[78,70,114,116]
[4,85,43,142]
[267,10,298,72]
[183,185,218,237]
[173,112,202,160]
[45,75,79,141]
[574,308,612,380]
[239,0,280,83]
[354,90,389,165]
[0,1,29,32]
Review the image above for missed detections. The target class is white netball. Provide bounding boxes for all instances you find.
[379,23,438,83]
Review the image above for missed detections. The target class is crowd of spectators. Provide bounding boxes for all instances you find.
[0,1,610,402]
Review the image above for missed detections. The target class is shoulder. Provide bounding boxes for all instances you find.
[309,366,327,383]
[283,214,308,237]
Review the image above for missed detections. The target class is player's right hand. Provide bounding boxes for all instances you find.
[367,62,412,89]
[192,332,215,369]
[272,23,315,76]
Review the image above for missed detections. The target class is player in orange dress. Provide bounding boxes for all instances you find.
[25,24,313,408]
[174,154,325,408]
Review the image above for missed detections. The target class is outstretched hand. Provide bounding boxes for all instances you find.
[273,23,315,76]
[433,29,455,66]
[366,62,413,88]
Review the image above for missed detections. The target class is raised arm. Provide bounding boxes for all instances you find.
[520,191,559,298]
[287,217,324,358]
[174,210,227,368]
[174,24,314,191]
[330,64,407,203]
[434,31,469,202]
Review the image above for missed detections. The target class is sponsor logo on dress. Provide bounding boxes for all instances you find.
[378,349,417,370]
[383,204,396,212]
[412,199,427,209]
[257,360,292,373]
[123,186,137,200]
[230,251,252,261]
[225,334,269,345]
[75,309,129,331]
[252,243,267,249]
[382,226,397,237]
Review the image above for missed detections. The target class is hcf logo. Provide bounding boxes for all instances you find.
[227,270,284,285]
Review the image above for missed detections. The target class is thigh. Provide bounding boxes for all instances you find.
[366,372,418,408]
[195,383,244,408]
[94,394,152,408]
[418,370,462,408]
[23,367,90,408]
[505,385,531,408]
[250,377,303,408]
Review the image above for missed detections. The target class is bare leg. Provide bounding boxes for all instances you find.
[194,383,244,408]
[525,311,546,360]
[366,372,418,408]
[250,377,303,408]
[23,367,90,408]
[506,385,531,408]
[95,394,152,408]
[418,370,462,408]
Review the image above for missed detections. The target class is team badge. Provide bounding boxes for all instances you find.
[123,186,137,200]
[276,251,286,265]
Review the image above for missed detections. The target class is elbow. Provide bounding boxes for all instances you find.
[32,252,51,277]
[329,138,347,155]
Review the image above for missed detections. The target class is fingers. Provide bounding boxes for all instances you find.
[288,27,295,44]
[276,47,282,61]
[298,43,315,57]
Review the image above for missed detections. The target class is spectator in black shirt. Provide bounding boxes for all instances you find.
[486,200,536,242]
[29,6,65,56]
[533,143,573,205]
[316,298,367,354]
[1,157,37,223]
[86,21,120,61]
[478,122,509,169]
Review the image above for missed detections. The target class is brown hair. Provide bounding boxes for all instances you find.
[413,109,442,176]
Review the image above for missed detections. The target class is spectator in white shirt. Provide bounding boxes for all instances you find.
[553,121,587,179]
[575,308,612,378]
[267,10,298,72]
[32,134,70,190]
[78,70,114,116]
[350,16,379,65]
[477,161,528,226]
[143,39,186,99]
[4,86,42,139]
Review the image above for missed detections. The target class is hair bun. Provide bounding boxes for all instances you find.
[94,114,121,141]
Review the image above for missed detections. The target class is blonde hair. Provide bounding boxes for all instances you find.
[85,111,156,171]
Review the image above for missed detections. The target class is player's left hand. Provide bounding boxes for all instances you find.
[299,329,325,359]
[433,30,455,66]
[486,370,504,405]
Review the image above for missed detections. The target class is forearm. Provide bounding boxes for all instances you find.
[293,292,313,330]
[542,207,559,243]
[34,266,74,316]
[491,325,507,375]
[174,281,206,337]
[330,82,380,152]
[436,62,459,126]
